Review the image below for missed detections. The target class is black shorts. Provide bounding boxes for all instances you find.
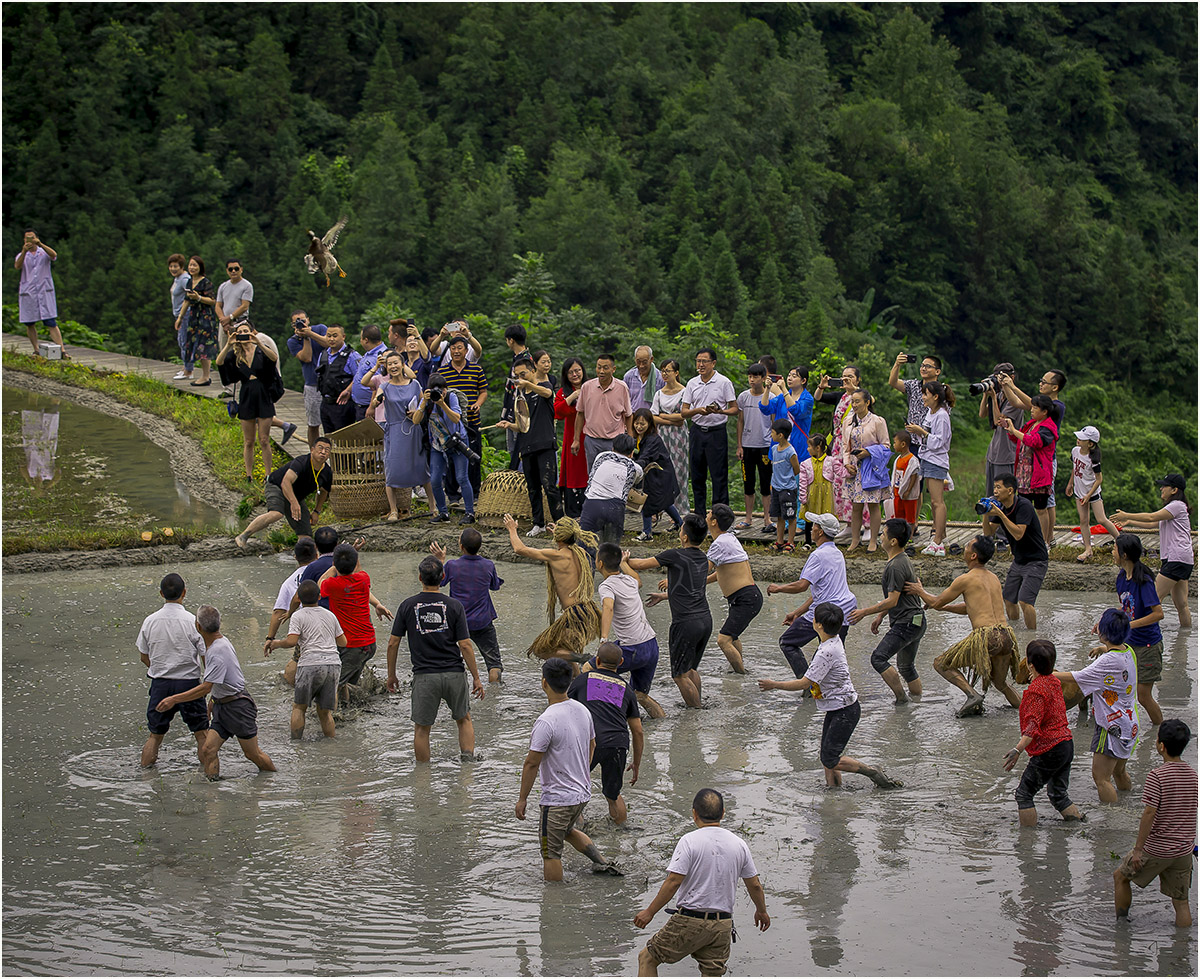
[591,745,628,801]
[146,676,210,736]
[741,446,771,497]
[470,623,502,673]
[1159,561,1193,582]
[1020,490,1049,510]
[669,615,712,677]
[339,642,377,687]
[210,694,258,741]
[720,584,763,640]
[819,700,860,769]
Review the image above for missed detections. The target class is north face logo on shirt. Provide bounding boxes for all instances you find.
[416,604,448,634]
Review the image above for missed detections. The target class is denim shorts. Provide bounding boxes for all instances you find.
[921,460,948,482]
[869,614,927,682]
[819,700,861,769]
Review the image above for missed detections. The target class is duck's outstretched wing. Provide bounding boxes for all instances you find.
[323,216,348,248]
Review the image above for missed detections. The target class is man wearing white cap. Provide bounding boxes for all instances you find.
[766,511,857,677]
[1066,425,1119,560]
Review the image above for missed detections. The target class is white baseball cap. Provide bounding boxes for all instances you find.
[1074,426,1100,442]
[805,512,842,537]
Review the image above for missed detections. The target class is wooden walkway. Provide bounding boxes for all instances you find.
[2,331,307,458]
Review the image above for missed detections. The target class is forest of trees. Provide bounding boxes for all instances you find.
[3,3,1196,506]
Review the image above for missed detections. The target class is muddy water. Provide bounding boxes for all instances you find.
[2,386,232,530]
[2,554,1195,976]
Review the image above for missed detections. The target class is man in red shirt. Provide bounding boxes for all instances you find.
[320,543,392,707]
[1003,639,1085,826]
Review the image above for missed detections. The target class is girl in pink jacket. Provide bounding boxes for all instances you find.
[1003,393,1059,540]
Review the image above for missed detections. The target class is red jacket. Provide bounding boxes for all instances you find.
[1009,416,1058,489]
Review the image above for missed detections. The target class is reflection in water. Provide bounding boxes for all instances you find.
[1,554,1195,976]
[21,407,60,486]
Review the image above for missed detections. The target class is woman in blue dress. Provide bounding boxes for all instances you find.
[367,351,431,521]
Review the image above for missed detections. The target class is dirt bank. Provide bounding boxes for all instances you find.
[2,368,243,515]
[6,519,1169,592]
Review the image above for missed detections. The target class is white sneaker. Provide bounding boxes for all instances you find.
[921,541,945,556]
[527,525,546,538]
[414,487,427,499]
[173,370,190,380]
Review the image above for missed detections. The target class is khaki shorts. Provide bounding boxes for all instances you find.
[1116,849,1194,901]
[646,912,733,977]
[1134,641,1163,684]
[539,802,586,861]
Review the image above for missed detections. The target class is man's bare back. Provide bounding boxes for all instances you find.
[545,547,586,611]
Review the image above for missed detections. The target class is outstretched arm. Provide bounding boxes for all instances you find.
[503,513,555,561]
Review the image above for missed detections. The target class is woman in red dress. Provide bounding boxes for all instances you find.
[554,357,589,518]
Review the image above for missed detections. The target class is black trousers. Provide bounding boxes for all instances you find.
[689,424,729,514]
[522,447,563,527]
[320,399,356,435]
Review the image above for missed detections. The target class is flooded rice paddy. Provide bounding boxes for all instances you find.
[2,552,1196,975]
[2,386,232,532]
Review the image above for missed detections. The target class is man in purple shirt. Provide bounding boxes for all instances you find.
[622,345,664,414]
[765,512,858,677]
[15,229,63,356]
[431,528,505,682]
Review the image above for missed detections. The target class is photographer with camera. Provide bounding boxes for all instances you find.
[216,320,283,482]
[981,473,1049,629]
[286,309,330,448]
[429,319,483,366]
[411,374,478,526]
[997,369,1067,544]
[975,362,1024,495]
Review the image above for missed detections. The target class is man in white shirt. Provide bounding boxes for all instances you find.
[580,433,643,545]
[215,259,253,394]
[634,787,770,976]
[589,541,665,718]
[681,347,737,515]
[137,573,208,768]
[516,658,622,882]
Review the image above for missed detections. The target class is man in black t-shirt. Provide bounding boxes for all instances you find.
[849,519,926,704]
[386,556,485,763]
[235,438,333,547]
[982,473,1049,629]
[499,357,563,533]
[567,643,643,824]
[627,514,712,708]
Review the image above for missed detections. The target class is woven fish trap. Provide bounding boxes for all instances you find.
[327,432,389,520]
[474,469,552,528]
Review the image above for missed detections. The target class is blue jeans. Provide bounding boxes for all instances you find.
[177,320,193,371]
[642,505,681,535]
[431,448,474,516]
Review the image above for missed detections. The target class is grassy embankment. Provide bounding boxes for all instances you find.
[2,352,307,552]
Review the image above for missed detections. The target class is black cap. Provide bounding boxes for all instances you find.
[1156,474,1186,490]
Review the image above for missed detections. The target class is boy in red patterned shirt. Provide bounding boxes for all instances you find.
[1114,719,1197,928]
[1003,640,1086,826]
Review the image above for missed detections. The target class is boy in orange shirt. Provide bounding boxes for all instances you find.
[891,431,920,540]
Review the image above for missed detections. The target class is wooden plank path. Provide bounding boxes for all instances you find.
[2,332,306,459]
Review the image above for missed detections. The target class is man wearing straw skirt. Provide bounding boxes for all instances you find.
[503,514,602,664]
[905,534,1022,718]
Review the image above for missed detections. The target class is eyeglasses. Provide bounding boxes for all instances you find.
[696,359,713,365]
[921,362,938,370]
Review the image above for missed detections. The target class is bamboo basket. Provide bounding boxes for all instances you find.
[475,469,552,528]
[327,418,389,519]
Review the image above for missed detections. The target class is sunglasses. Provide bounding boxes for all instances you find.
[226,266,241,272]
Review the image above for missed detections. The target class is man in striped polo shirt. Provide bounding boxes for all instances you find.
[436,335,488,496]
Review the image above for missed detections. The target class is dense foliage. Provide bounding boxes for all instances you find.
[3,2,1195,512]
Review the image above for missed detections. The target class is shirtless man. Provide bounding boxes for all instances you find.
[504,514,601,663]
[704,504,763,674]
[905,534,1021,717]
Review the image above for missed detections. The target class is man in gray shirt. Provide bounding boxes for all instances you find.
[137,572,208,767]
[155,605,276,779]
[215,258,253,392]
[980,362,1024,491]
